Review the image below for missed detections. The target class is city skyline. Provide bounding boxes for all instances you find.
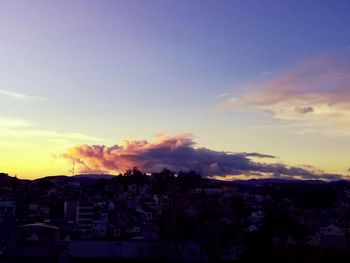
[1,1,350,179]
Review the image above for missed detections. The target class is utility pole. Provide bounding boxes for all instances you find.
[71,161,75,176]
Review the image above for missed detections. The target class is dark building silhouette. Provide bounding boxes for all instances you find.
[2,223,60,262]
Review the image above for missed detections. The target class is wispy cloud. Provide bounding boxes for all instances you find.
[61,134,343,180]
[0,117,101,143]
[0,89,47,101]
[220,55,350,135]
[0,117,34,128]
[215,92,231,99]
[243,152,276,159]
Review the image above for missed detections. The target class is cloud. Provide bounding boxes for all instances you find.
[220,55,350,135]
[0,117,34,128]
[243,152,276,159]
[0,89,47,101]
[215,93,231,99]
[295,106,314,114]
[61,134,343,181]
[0,117,101,143]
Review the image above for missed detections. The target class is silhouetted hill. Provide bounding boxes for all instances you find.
[35,175,70,181]
[72,174,115,180]
[19,173,350,187]
[0,172,13,180]
[0,172,19,184]
[33,174,115,185]
[230,178,327,186]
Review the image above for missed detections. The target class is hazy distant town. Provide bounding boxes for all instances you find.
[1,170,350,262]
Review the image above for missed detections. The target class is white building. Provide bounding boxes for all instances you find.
[76,202,94,235]
[93,212,108,237]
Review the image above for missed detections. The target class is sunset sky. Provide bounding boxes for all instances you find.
[1,1,350,179]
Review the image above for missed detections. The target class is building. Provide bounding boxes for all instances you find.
[70,240,202,262]
[76,201,94,238]
[64,200,79,222]
[320,225,347,250]
[93,212,108,237]
[2,223,60,261]
[0,201,16,250]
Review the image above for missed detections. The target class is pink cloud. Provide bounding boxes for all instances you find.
[61,134,343,181]
[222,55,350,134]
[62,134,196,174]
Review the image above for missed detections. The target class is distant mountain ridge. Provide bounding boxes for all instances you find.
[230,178,327,186]
[0,172,15,182]
[33,174,115,184]
[3,172,349,186]
[72,174,115,179]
